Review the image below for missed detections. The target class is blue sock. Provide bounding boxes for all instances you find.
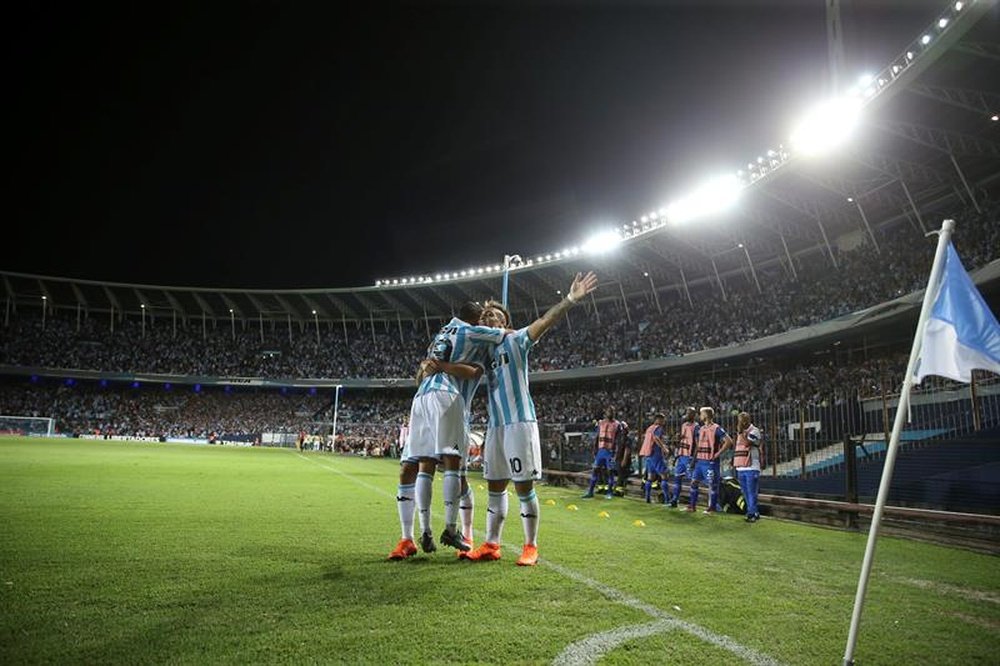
[643,480,651,501]
[588,472,598,493]
[690,485,699,508]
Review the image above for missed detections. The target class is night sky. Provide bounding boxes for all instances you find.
[6,0,946,289]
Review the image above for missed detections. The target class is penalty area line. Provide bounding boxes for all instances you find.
[295,453,782,666]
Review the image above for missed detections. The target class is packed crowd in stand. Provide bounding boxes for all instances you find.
[0,382,326,441]
[0,349,918,438]
[1,201,997,460]
[2,201,996,379]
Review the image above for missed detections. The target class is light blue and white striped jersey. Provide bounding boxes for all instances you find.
[486,327,537,427]
[416,317,506,408]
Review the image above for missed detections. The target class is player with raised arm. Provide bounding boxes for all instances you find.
[687,406,734,514]
[387,302,505,560]
[668,407,699,508]
[449,271,599,566]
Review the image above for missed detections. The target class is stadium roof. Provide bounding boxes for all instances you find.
[3,0,998,324]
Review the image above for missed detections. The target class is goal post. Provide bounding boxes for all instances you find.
[0,415,56,437]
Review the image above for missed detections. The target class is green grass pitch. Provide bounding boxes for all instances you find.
[1,437,998,664]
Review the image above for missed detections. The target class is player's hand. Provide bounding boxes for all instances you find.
[421,359,441,375]
[568,271,598,302]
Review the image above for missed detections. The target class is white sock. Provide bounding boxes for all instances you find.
[458,484,474,542]
[397,483,416,540]
[416,472,433,535]
[485,490,508,544]
[519,489,539,547]
[443,470,460,532]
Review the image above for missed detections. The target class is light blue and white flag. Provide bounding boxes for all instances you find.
[914,243,1000,383]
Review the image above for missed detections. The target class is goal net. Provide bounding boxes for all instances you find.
[0,415,56,437]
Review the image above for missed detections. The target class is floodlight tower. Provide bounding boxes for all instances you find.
[501,254,523,308]
[827,0,846,95]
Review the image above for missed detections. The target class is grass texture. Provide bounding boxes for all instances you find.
[1,437,998,664]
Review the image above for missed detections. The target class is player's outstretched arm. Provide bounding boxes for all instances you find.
[526,271,598,341]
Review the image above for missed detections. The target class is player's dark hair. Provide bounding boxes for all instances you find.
[654,413,666,421]
[483,300,511,327]
[458,301,483,324]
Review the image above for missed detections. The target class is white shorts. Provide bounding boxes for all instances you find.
[401,391,468,462]
[483,421,542,483]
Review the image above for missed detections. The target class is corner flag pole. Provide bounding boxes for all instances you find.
[842,219,955,665]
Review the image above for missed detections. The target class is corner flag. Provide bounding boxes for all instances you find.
[843,220,993,666]
[913,242,1000,384]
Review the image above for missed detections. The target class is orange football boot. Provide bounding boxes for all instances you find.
[516,544,538,567]
[467,542,502,561]
[387,538,418,560]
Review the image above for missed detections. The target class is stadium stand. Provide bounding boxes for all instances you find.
[2,201,997,378]
[2,4,998,534]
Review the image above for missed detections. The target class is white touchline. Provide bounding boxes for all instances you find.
[296,453,783,666]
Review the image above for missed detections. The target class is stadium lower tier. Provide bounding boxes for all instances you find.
[2,348,994,453]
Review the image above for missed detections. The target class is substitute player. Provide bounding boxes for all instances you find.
[461,271,598,566]
[582,407,625,499]
[668,407,699,508]
[733,411,763,523]
[687,406,733,514]
[611,419,633,497]
[388,302,505,560]
[641,413,668,504]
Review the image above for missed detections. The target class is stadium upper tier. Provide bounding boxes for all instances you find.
[2,200,998,383]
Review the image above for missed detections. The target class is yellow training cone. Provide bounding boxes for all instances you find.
[544,499,557,506]
[632,519,646,527]
[566,504,579,511]
[598,511,610,518]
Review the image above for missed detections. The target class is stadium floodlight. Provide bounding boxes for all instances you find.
[582,230,622,255]
[857,73,874,87]
[664,174,742,224]
[921,34,931,45]
[789,96,862,157]
[992,115,999,122]
[938,18,949,28]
